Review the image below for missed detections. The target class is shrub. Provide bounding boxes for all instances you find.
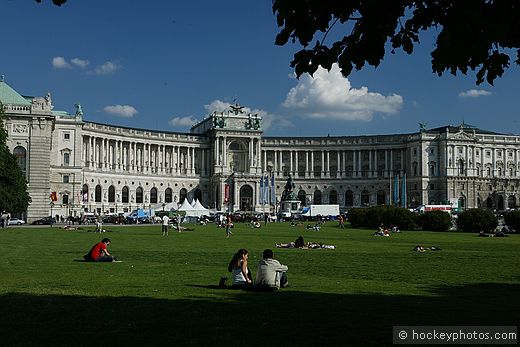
[417,210,452,231]
[504,210,520,232]
[456,209,497,233]
[348,206,417,230]
[347,208,368,228]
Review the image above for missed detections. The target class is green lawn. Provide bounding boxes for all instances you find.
[0,222,518,346]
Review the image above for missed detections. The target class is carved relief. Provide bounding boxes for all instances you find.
[12,124,28,134]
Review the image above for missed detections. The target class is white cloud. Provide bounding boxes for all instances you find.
[52,56,72,69]
[169,116,198,127]
[71,58,90,69]
[282,64,403,121]
[103,105,138,118]
[94,61,121,75]
[458,89,492,98]
[204,99,293,132]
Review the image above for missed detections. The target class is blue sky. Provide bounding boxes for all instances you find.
[2,1,519,136]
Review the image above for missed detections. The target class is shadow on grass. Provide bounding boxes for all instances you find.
[0,283,518,346]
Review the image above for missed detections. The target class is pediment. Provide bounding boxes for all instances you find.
[448,131,478,142]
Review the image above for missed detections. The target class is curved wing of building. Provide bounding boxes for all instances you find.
[1,79,519,222]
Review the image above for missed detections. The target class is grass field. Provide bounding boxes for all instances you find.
[0,222,518,346]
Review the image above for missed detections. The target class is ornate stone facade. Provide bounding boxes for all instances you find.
[2,80,520,222]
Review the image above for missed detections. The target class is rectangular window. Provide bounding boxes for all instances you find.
[486,151,491,157]
[430,184,435,190]
[498,151,502,157]
[63,175,69,183]
[64,133,70,140]
[63,152,70,166]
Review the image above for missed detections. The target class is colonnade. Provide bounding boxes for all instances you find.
[82,135,211,176]
[261,148,407,178]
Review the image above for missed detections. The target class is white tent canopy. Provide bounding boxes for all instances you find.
[151,202,178,211]
[177,198,209,217]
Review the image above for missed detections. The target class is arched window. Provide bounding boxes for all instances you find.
[165,188,173,203]
[194,188,202,202]
[313,190,322,205]
[13,146,26,176]
[430,162,435,176]
[298,190,307,206]
[458,196,465,209]
[413,162,418,176]
[136,187,143,204]
[376,190,385,205]
[361,190,370,206]
[329,190,337,204]
[150,187,158,204]
[95,185,102,202]
[498,195,505,210]
[108,186,115,203]
[486,197,493,209]
[179,188,187,204]
[82,184,89,202]
[508,195,516,209]
[345,190,354,206]
[122,186,129,203]
[487,167,492,177]
[239,185,253,211]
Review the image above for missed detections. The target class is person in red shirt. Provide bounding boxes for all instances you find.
[83,238,115,262]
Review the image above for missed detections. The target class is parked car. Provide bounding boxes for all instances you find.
[8,218,26,225]
[31,217,56,225]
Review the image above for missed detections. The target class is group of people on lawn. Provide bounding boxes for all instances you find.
[227,248,288,290]
[82,239,289,291]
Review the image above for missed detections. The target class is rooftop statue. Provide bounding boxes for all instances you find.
[75,103,83,116]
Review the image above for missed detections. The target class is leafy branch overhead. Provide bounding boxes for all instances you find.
[35,0,67,6]
[273,0,520,85]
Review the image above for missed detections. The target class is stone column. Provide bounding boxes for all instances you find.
[310,151,314,177]
[352,149,357,177]
[305,151,309,178]
[321,150,325,177]
[336,151,341,177]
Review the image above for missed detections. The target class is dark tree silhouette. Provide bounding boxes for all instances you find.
[273,0,520,85]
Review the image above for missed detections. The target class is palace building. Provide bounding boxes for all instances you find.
[1,78,520,222]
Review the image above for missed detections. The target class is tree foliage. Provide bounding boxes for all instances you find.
[0,103,31,213]
[456,209,497,233]
[417,210,452,232]
[348,206,417,230]
[273,0,520,85]
[35,0,67,6]
[503,210,520,232]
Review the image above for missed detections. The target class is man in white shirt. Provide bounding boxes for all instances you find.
[254,249,288,290]
[162,214,170,236]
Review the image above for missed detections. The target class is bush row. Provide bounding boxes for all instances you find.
[347,206,509,232]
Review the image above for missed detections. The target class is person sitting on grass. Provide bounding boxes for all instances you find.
[83,238,116,262]
[254,249,288,290]
[228,248,252,288]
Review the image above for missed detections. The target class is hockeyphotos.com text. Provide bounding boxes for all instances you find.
[393,326,517,344]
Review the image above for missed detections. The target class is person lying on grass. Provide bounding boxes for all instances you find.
[276,236,335,249]
[83,238,116,262]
